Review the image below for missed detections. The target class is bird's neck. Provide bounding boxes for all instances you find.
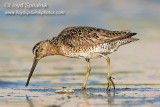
[46,38,59,56]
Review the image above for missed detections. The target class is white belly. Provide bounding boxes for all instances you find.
[63,42,119,59]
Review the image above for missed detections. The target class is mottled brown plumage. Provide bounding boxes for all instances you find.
[26,26,139,91]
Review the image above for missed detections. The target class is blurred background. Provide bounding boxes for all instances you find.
[0,0,160,87]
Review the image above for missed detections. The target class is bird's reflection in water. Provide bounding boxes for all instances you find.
[26,96,34,107]
[107,91,115,107]
[26,88,115,107]
[78,90,91,107]
[79,88,115,107]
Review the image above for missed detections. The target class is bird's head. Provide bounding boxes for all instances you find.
[26,39,58,86]
[32,40,50,59]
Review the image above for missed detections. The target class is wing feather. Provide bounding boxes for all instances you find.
[57,26,136,48]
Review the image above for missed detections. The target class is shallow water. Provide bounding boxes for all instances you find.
[0,62,160,107]
[0,86,160,107]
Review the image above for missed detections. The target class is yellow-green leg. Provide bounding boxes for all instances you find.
[81,59,91,90]
[99,54,115,91]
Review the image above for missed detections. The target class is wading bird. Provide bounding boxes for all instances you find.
[26,26,138,91]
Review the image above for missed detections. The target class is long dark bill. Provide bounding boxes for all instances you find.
[26,57,39,87]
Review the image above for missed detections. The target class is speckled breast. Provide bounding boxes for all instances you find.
[61,42,120,59]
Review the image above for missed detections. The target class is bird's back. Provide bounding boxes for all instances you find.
[56,26,138,58]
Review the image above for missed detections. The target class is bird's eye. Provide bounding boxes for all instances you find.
[36,49,38,53]
[36,49,38,52]
[35,49,38,56]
